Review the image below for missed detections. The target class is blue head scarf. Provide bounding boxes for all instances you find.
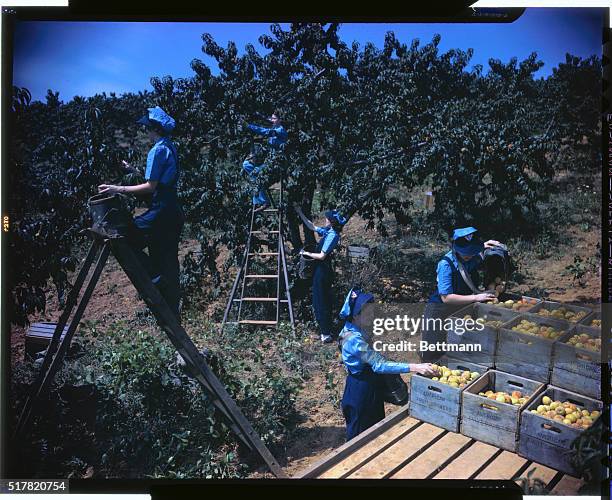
[137,106,176,134]
[339,288,374,321]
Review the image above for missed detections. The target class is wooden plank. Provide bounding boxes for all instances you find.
[319,416,420,479]
[238,320,277,326]
[234,297,278,302]
[249,252,279,256]
[549,474,585,495]
[433,441,500,479]
[348,423,445,479]
[245,275,278,279]
[295,406,411,479]
[475,450,528,479]
[390,431,472,479]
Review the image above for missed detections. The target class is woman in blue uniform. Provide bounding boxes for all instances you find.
[339,288,437,440]
[421,227,503,362]
[98,106,184,318]
[242,110,287,212]
[293,205,345,343]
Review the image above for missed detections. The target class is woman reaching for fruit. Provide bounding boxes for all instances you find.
[338,288,437,440]
[420,226,505,362]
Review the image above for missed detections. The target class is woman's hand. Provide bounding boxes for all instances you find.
[410,363,439,376]
[484,239,502,249]
[474,292,496,302]
[98,184,122,195]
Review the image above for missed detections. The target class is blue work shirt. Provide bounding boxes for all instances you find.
[145,137,178,187]
[315,226,340,255]
[436,250,483,296]
[340,321,410,376]
[247,123,288,150]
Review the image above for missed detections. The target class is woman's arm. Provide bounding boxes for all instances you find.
[98,180,158,196]
[441,292,495,304]
[302,250,326,261]
[353,337,437,375]
[293,204,317,231]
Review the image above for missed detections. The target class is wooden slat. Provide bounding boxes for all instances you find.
[549,474,585,495]
[245,275,278,279]
[319,416,420,479]
[391,432,473,479]
[296,406,411,479]
[249,252,279,256]
[251,231,280,234]
[234,297,278,302]
[238,320,277,326]
[348,423,445,479]
[475,450,528,480]
[433,441,500,479]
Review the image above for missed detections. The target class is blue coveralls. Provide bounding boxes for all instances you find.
[130,136,184,316]
[340,321,410,441]
[312,226,340,338]
[421,250,483,361]
[243,123,287,206]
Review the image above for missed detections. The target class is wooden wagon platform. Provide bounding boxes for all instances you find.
[295,407,585,495]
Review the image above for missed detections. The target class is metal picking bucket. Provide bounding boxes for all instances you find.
[88,193,131,234]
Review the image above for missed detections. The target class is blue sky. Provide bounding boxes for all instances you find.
[13,8,604,103]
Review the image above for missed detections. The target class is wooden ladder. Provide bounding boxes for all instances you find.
[220,179,295,333]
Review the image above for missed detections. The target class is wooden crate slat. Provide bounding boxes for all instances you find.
[475,450,528,479]
[549,474,585,495]
[319,416,420,479]
[390,431,472,479]
[433,441,500,479]
[348,423,445,479]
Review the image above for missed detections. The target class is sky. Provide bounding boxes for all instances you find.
[12,8,604,103]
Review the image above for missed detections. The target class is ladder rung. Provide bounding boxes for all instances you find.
[238,320,278,325]
[249,252,279,256]
[251,231,279,234]
[234,297,278,302]
[263,209,279,213]
[245,275,278,279]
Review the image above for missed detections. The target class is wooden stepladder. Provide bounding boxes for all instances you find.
[220,180,295,333]
[14,228,287,478]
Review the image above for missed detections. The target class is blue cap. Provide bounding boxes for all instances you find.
[137,106,175,133]
[452,227,484,257]
[325,209,347,226]
[339,288,374,320]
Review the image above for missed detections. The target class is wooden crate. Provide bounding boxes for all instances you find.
[518,386,602,476]
[496,315,572,379]
[551,324,601,398]
[529,301,593,324]
[494,355,551,384]
[447,303,519,367]
[461,370,544,452]
[409,357,487,432]
[25,322,69,356]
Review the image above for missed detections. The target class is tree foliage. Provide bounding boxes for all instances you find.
[7,24,601,324]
